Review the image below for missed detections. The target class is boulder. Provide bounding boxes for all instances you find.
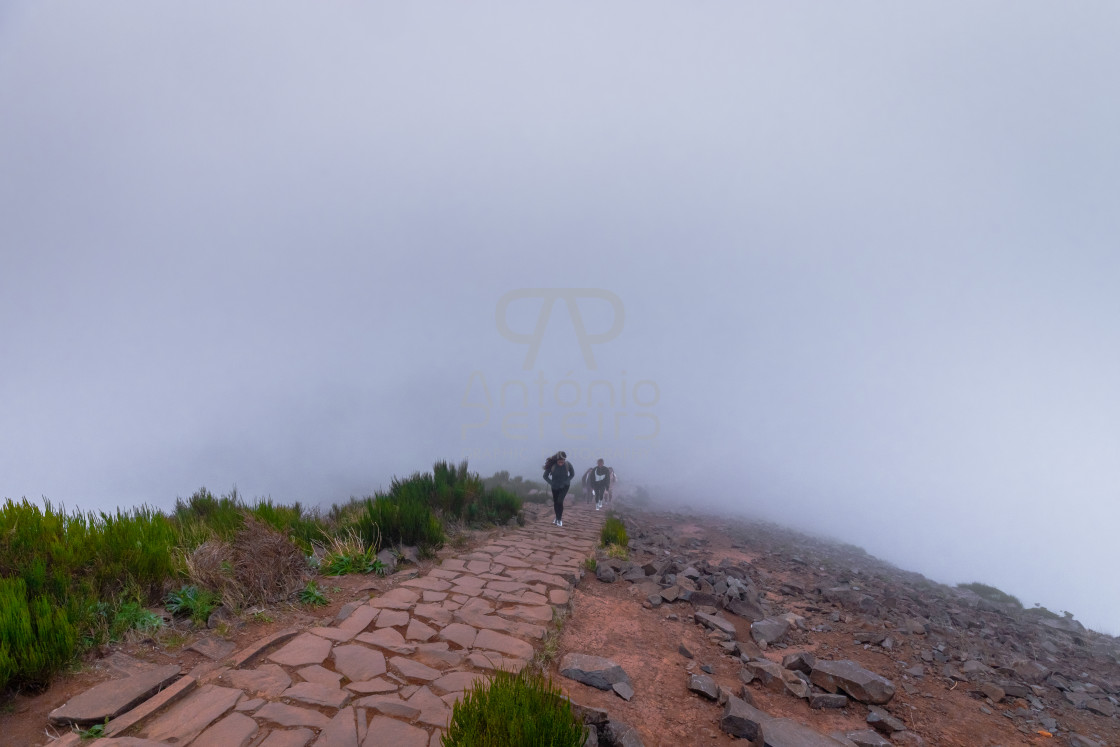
[688,674,719,700]
[846,729,892,747]
[810,693,849,709]
[782,652,816,674]
[810,660,895,705]
[719,696,770,741]
[726,597,767,622]
[751,616,790,646]
[595,565,618,583]
[865,706,906,735]
[559,654,631,691]
[762,718,851,746]
[695,612,737,637]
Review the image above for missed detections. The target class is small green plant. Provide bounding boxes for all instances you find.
[319,532,386,576]
[250,609,274,624]
[164,585,221,625]
[77,719,108,740]
[298,581,328,606]
[443,669,587,747]
[600,515,628,548]
[583,557,597,571]
[98,600,163,642]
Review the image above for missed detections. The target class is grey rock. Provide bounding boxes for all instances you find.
[866,705,906,735]
[744,659,785,691]
[846,729,892,747]
[761,718,851,746]
[695,611,737,637]
[688,673,719,700]
[781,669,813,699]
[719,696,770,741]
[560,653,631,691]
[726,597,767,622]
[810,660,895,705]
[596,564,618,583]
[678,643,694,659]
[810,693,849,709]
[375,548,398,574]
[751,616,791,646]
[1068,735,1102,747]
[612,681,635,701]
[604,719,645,747]
[782,652,816,674]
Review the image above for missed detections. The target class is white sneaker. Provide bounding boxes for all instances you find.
[552,518,558,525]
[558,520,563,527]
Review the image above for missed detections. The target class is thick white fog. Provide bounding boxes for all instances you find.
[1,3,1118,632]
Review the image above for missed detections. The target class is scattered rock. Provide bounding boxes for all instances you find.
[559,654,632,691]
[687,673,719,700]
[751,616,791,646]
[719,696,771,740]
[810,660,895,705]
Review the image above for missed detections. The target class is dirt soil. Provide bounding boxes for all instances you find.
[552,510,1119,747]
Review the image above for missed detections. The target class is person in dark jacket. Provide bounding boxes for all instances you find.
[580,466,595,503]
[591,458,612,510]
[542,451,575,526]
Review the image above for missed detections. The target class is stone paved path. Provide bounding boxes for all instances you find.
[50,503,604,747]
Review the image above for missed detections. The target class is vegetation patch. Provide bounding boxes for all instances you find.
[957,582,1023,608]
[298,580,328,607]
[443,669,587,747]
[600,514,628,548]
[164,585,221,626]
[320,531,386,576]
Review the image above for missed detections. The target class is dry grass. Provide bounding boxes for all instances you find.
[185,516,309,610]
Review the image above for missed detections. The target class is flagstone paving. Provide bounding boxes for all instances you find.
[49,502,603,747]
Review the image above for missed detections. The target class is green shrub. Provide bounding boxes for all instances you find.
[600,515,628,548]
[443,669,587,747]
[357,494,445,552]
[468,487,522,526]
[0,578,78,690]
[957,582,1022,608]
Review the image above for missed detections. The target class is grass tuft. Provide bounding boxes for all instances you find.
[600,514,628,548]
[443,669,586,747]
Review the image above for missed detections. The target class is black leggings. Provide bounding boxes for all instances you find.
[552,486,569,521]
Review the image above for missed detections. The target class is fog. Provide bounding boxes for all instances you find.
[2,3,1118,632]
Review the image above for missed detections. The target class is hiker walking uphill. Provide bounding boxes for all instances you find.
[591,458,612,510]
[543,451,575,526]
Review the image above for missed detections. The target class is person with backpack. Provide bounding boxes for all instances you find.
[590,458,612,510]
[542,451,575,526]
[580,466,595,504]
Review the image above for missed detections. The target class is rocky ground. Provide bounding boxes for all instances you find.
[551,500,1119,747]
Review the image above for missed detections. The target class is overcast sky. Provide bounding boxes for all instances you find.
[2,2,1118,632]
